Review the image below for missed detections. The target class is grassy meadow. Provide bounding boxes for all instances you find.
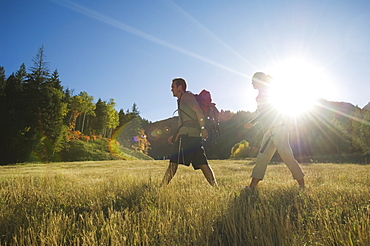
[0,160,369,245]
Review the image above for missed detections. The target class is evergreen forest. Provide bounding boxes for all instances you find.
[0,47,150,164]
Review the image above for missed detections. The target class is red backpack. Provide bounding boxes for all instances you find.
[194,90,221,139]
[175,89,221,143]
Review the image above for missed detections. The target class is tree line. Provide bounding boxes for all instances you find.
[0,46,149,164]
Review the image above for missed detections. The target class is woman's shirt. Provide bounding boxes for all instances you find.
[255,90,283,131]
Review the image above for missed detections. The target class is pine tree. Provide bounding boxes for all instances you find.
[0,66,6,95]
[118,103,140,126]
[90,98,119,138]
[92,99,108,137]
[0,65,30,163]
[43,70,68,155]
[22,46,67,161]
[118,109,126,126]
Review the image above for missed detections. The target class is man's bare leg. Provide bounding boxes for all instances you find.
[198,165,218,186]
[160,162,178,186]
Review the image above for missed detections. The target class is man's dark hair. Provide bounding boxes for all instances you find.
[172,78,187,91]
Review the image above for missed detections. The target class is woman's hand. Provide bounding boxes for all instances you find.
[244,122,254,129]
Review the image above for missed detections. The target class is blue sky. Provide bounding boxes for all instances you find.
[1,0,370,122]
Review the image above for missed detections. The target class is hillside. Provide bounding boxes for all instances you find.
[363,101,370,111]
[60,138,153,162]
[144,99,370,162]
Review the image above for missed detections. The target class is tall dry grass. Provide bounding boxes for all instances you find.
[0,160,369,245]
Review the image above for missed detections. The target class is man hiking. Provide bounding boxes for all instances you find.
[160,78,217,186]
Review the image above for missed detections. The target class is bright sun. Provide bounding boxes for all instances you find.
[266,58,334,116]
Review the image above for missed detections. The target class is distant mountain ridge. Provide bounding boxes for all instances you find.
[363,102,370,111]
[144,99,369,161]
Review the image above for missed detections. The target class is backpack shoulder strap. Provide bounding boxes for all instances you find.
[177,92,196,122]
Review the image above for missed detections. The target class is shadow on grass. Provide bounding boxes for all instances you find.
[108,183,155,214]
[206,188,310,246]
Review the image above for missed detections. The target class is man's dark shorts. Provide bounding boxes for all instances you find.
[169,134,208,170]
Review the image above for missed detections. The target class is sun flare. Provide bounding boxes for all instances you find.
[266,58,334,116]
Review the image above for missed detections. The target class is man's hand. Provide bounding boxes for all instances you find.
[201,129,208,141]
[167,136,174,145]
[244,122,254,129]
